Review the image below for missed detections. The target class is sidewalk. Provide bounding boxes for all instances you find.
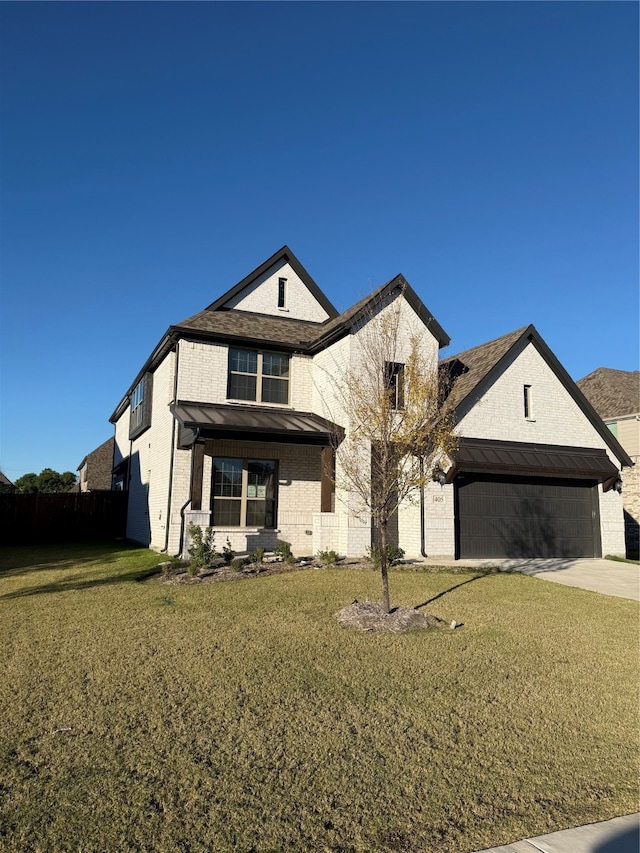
[418,556,639,601]
[473,812,639,852]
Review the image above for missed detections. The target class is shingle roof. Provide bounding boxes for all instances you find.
[440,326,530,410]
[439,325,634,469]
[576,368,640,420]
[173,309,325,349]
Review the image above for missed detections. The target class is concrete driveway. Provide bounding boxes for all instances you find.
[421,557,639,601]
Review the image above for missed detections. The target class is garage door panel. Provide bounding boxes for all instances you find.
[455,475,600,559]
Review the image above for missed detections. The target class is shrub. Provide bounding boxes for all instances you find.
[274,540,292,560]
[317,549,340,567]
[367,543,405,569]
[222,537,235,565]
[187,524,217,577]
[230,557,247,572]
[251,546,265,563]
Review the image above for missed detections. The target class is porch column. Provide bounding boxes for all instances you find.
[190,441,206,511]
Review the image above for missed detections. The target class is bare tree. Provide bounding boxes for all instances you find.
[330,291,457,613]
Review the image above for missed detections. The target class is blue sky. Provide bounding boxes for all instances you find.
[1,1,638,482]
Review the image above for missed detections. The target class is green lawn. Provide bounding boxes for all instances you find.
[0,543,637,853]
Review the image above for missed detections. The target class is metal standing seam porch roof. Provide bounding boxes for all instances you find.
[171,402,343,446]
[449,437,620,484]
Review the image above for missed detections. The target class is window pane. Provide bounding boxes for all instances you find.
[213,499,241,526]
[262,377,288,404]
[247,460,276,497]
[230,349,258,374]
[262,353,289,377]
[246,499,276,528]
[229,374,257,401]
[213,459,243,497]
[246,500,266,527]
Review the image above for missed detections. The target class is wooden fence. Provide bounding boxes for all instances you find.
[0,491,128,545]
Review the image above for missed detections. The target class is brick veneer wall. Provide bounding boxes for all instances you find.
[222,259,331,322]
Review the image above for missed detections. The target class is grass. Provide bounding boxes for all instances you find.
[605,554,640,565]
[0,543,638,853]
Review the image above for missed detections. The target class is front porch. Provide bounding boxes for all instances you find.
[171,401,347,557]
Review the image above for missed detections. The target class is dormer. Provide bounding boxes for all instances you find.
[206,246,338,323]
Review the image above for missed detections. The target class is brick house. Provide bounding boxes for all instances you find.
[576,369,639,558]
[110,247,631,560]
[74,437,115,492]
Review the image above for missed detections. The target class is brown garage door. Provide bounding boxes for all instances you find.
[455,474,601,559]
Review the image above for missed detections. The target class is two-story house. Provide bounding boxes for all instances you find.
[110,246,631,560]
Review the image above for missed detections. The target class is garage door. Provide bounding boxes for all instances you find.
[455,474,601,559]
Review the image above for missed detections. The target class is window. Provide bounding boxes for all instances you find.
[278,277,287,308]
[384,362,405,410]
[212,458,277,528]
[228,348,289,404]
[523,384,532,419]
[129,373,153,439]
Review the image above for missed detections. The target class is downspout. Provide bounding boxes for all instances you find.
[419,456,428,558]
[162,344,180,553]
[176,427,201,558]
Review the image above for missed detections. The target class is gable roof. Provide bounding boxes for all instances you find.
[110,252,450,421]
[76,437,115,471]
[0,471,14,489]
[308,274,450,353]
[576,368,640,420]
[205,245,339,319]
[441,324,634,468]
[173,273,450,353]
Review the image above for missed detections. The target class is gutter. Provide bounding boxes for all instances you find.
[162,345,179,553]
[419,457,428,558]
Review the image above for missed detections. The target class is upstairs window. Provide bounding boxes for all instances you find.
[384,362,405,410]
[129,373,153,439]
[228,348,289,405]
[523,384,533,419]
[278,277,287,309]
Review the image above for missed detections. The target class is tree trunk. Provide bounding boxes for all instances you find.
[379,517,391,613]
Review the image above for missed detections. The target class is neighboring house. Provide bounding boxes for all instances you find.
[0,472,15,494]
[110,246,630,560]
[576,369,639,557]
[75,438,115,492]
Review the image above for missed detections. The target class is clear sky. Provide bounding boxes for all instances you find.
[1,1,638,482]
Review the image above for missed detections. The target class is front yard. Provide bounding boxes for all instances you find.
[0,543,637,853]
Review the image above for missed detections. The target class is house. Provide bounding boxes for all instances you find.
[0,472,15,494]
[74,438,115,492]
[576,369,639,558]
[110,246,631,560]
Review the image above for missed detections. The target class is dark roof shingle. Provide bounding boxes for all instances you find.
[576,368,640,420]
[440,326,530,410]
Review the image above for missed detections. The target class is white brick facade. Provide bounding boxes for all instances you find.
[111,249,628,563]
[222,259,331,322]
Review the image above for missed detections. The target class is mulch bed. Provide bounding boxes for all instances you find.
[336,600,453,633]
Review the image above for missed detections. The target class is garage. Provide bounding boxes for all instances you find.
[455,473,601,558]
[452,438,619,559]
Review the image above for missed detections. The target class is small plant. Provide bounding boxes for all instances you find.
[222,537,235,565]
[317,549,340,567]
[187,523,217,577]
[251,546,265,563]
[284,554,296,566]
[274,540,292,560]
[367,543,405,570]
[230,557,247,572]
